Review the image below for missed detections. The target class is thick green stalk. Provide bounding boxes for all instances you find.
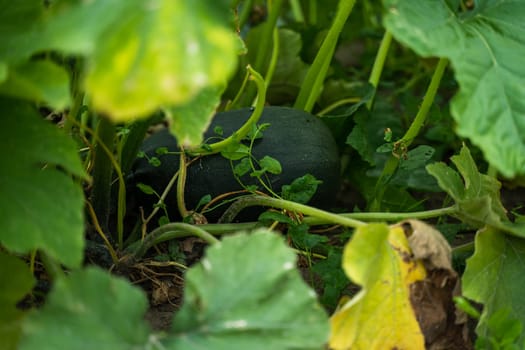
[308,0,317,25]
[400,58,449,146]
[370,57,448,211]
[120,115,158,176]
[90,116,116,233]
[294,0,357,112]
[302,205,457,225]
[237,0,254,28]
[219,195,366,228]
[128,223,220,261]
[264,27,280,89]
[63,59,85,134]
[190,66,266,155]
[241,0,283,105]
[290,0,305,22]
[366,31,393,110]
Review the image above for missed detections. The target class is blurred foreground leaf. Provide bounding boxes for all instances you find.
[0,98,86,268]
[168,230,329,350]
[20,268,152,350]
[0,253,34,350]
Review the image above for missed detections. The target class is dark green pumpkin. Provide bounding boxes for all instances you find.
[127,106,340,222]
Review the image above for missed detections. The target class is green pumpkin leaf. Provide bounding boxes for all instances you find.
[426,145,523,235]
[462,227,525,343]
[281,174,322,204]
[85,0,238,121]
[0,61,70,109]
[0,0,134,61]
[20,268,152,350]
[168,85,224,147]
[383,0,525,177]
[0,253,35,350]
[0,98,86,268]
[167,230,329,349]
[259,155,282,175]
[0,1,238,121]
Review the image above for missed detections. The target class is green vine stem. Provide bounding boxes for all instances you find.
[141,169,180,235]
[190,65,266,155]
[119,115,158,176]
[308,0,317,25]
[176,151,190,218]
[219,195,366,228]
[366,30,393,110]
[63,58,85,134]
[317,97,361,116]
[237,0,254,29]
[370,57,448,211]
[290,0,305,23]
[294,0,357,112]
[126,223,220,262]
[399,57,449,146]
[89,116,116,233]
[241,0,283,105]
[302,205,457,225]
[264,25,280,90]
[68,116,127,248]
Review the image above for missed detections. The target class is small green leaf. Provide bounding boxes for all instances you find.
[155,147,169,155]
[148,157,161,167]
[0,98,85,268]
[158,216,170,226]
[233,157,252,177]
[196,194,212,209]
[259,155,282,175]
[0,253,35,350]
[136,183,156,195]
[213,125,224,136]
[20,267,152,350]
[288,222,328,250]
[281,174,322,204]
[167,230,329,349]
[0,61,70,109]
[312,249,347,310]
[221,143,250,161]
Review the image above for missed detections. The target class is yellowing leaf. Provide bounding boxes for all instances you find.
[330,223,426,350]
[85,0,237,121]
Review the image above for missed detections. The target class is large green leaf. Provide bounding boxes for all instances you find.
[0,0,134,62]
[0,61,70,109]
[462,227,525,342]
[0,253,35,350]
[20,267,152,350]
[383,0,525,177]
[84,0,238,121]
[0,0,238,121]
[167,230,329,349]
[0,98,86,268]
